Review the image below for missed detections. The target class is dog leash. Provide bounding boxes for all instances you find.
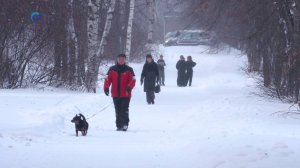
[84,102,114,120]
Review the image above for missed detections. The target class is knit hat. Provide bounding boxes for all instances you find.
[117,54,126,58]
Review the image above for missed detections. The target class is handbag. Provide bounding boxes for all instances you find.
[154,84,161,93]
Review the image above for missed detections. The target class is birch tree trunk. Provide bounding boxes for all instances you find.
[125,0,135,61]
[86,0,117,93]
[119,0,127,53]
[146,0,155,54]
[88,0,100,61]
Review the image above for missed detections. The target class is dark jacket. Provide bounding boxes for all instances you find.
[141,61,159,92]
[104,64,136,98]
[186,61,196,73]
[157,59,166,70]
[176,60,186,72]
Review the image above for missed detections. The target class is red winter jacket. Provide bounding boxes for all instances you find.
[104,64,136,98]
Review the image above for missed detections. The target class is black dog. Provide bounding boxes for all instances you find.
[71,113,89,136]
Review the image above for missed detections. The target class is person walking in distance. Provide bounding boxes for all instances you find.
[176,55,187,87]
[104,54,136,131]
[157,55,166,86]
[141,54,159,104]
[185,56,196,86]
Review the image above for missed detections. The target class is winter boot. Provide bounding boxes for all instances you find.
[122,125,128,131]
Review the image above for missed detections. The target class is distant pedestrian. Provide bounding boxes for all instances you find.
[157,55,166,86]
[176,55,186,87]
[141,54,159,104]
[185,56,196,86]
[104,54,136,131]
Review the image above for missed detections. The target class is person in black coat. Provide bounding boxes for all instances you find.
[176,55,187,87]
[141,54,159,104]
[185,56,196,86]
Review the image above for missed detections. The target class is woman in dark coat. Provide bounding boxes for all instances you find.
[141,54,159,104]
[176,55,187,87]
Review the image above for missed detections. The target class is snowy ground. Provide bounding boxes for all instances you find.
[1,45,300,168]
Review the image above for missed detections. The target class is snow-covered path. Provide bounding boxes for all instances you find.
[1,46,300,168]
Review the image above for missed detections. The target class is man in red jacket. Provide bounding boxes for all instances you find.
[104,54,136,131]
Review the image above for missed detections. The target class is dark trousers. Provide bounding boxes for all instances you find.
[146,91,155,104]
[186,71,193,86]
[158,69,165,85]
[113,98,130,128]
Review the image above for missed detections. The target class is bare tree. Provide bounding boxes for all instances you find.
[146,0,155,54]
[119,0,128,53]
[86,0,117,92]
[73,0,89,85]
[88,0,100,62]
[0,0,164,90]
[125,0,136,61]
[68,0,77,85]
[53,0,68,82]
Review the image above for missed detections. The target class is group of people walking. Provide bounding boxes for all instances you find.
[103,53,196,131]
[176,55,196,87]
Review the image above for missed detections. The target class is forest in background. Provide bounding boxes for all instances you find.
[1,0,300,105]
[169,0,300,104]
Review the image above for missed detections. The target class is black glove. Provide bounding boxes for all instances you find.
[126,87,132,93]
[104,89,109,96]
[140,80,143,85]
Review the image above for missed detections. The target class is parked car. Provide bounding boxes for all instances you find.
[163,31,181,46]
[177,31,215,46]
[164,30,217,46]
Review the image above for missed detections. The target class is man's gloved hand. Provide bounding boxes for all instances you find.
[140,79,143,85]
[126,87,132,93]
[104,89,109,96]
